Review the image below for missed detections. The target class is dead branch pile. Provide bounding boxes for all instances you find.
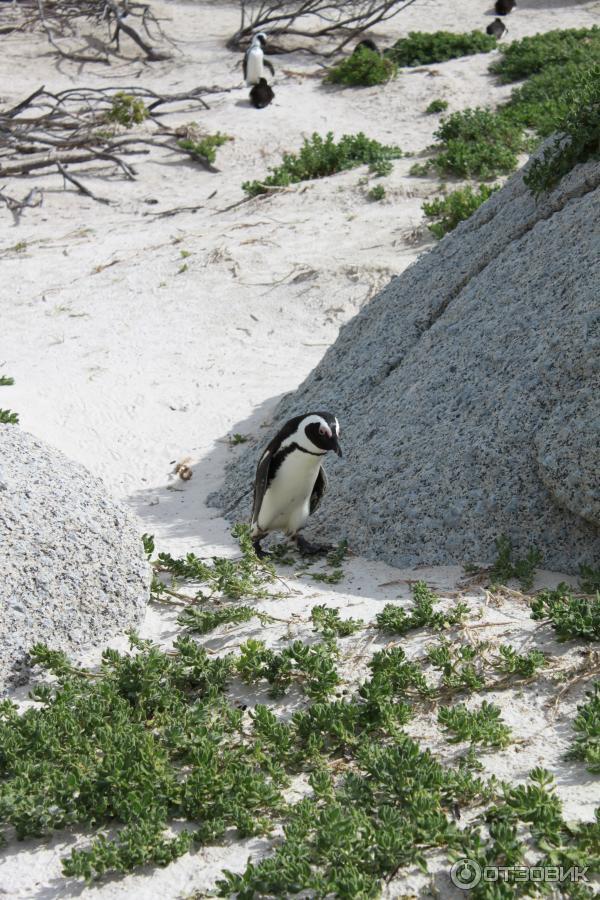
[0,85,229,215]
[0,0,170,62]
[229,0,420,54]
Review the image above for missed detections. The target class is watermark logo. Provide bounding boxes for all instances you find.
[451,859,482,890]
[450,859,589,890]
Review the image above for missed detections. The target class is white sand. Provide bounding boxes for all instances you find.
[1,0,599,895]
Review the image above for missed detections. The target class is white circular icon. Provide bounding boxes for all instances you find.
[450,858,482,890]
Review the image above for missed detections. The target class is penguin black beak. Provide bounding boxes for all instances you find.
[332,438,342,458]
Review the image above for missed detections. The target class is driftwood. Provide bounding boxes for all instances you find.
[0,85,231,213]
[0,0,172,63]
[229,0,420,54]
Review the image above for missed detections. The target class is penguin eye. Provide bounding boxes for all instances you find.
[319,426,326,435]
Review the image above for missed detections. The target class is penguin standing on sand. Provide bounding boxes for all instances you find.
[486,17,507,37]
[250,412,342,557]
[250,78,274,109]
[243,32,275,86]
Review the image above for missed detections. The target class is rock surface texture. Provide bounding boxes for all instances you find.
[0,426,149,692]
[217,152,600,573]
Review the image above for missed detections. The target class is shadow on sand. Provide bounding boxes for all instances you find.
[127,392,286,551]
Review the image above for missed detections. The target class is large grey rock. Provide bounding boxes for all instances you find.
[0,427,149,692]
[216,150,600,574]
[535,388,600,528]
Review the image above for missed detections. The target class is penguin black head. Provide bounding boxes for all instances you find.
[302,411,342,457]
[254,32,267,48]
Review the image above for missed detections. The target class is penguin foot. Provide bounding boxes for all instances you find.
[294,534,333,557]
[252,538,270,559]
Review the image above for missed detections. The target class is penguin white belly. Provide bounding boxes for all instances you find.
[257,452,322,535]
[245,48,264,85]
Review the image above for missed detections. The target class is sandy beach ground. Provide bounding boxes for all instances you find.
[1,0,599,896]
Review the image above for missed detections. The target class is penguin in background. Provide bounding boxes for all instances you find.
[243,32,275,86]
[250,412,342,557]
[250,77,275,109]
[486,17,507,38]
[353,38,381,56]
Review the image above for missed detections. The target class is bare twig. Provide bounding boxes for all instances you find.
[144,205,205,218]
[0,186,43,224]
[56,161,111,205]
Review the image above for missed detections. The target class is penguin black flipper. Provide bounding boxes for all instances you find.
[309,466,328,516]
[264,60,275,77]
[243,50,249,82]
[251,447,274,527]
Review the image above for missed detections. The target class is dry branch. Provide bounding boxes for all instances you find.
[229,0,420,54]
[0,85,230,212]
[56,161,111,204]
[1,0,171,63]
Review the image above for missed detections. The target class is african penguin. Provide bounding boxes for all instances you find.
[243,32,275,86]
[486,17,507,38]
[250,78,274,109]
[495,0,515,14]
[250,412,342,557]
[353,38,381,56]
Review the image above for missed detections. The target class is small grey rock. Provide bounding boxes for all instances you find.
[0,426,150,693]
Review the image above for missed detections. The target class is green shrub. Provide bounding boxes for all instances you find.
[423,183,499,238]
[237,638,340,700]
[490,26,600,83]
[523,65,600,196]
[0,376,17,425]
[376,581,468,635]
[242,132,402,196]
[2,523,596,893]
[430,108,524,179]
[367,184,386,201]
[370,157,393,176]
[530,583,600,641]
[489,534,541,591]
[438,701,512,748]
[427,639,487,694]
[568,682,600,773]
[177,605,260,634]
[387,30,497,67]
[310,604,363,638]
[177,132,232,165]
[580,564,600,595]
[218,734,484,899]
[494,645,547,678]
[0,637,281,880]
[106,92,148,127]
[419,29,600,185]
[409,161,431,177]
[151,523,276,603]
[502,63,576,136]
[426,98,448,114]
[325,47,397,86]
